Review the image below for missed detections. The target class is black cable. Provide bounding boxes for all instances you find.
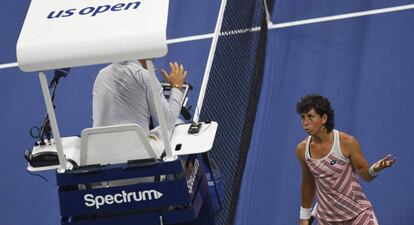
[26,170,58,187]
[33,68,70,145]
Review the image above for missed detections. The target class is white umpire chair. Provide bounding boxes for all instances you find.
[79,124,160,166]
[17,0,222,224]
[80,124,162,186]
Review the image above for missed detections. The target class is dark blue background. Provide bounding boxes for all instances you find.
[1,1,414,225]
[235,1,414,225]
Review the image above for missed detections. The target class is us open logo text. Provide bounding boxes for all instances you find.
[47,1,141,19]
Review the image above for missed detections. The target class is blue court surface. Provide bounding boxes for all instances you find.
[1,1,413,225]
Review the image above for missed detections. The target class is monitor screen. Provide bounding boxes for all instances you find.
[161,83,190,107]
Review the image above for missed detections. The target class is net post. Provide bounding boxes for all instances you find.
[193,0,228,122]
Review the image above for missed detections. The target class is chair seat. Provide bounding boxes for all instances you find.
[80,124,159,166]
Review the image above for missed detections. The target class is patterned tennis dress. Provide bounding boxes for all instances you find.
[305,130,378,225]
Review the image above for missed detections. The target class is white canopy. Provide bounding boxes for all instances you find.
[17,0,169,72]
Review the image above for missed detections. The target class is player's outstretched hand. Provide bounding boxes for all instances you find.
[373,154,396,172]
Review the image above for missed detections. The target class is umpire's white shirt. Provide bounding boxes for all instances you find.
[92,60,183,146]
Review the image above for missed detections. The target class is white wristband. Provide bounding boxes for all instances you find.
[369,164,379,177]
[300,206,312,219]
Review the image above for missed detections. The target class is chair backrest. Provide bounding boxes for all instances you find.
[80,124,157,166]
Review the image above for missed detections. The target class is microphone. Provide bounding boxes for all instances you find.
[50,68,71,85]
[55,68,71,77]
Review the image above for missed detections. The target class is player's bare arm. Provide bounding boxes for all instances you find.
[296,140,315,225]
[340,132,396,182]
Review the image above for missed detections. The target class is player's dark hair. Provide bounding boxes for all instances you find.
[296,94,335,132]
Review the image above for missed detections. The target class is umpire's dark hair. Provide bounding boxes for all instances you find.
[296,94,335,132]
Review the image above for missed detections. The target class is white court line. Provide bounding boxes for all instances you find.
[2,3,414,70]
[0,62,18,69]
[269,3,414,29]
[167,33,214,44]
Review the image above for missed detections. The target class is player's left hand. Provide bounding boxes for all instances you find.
[373,154,396,172]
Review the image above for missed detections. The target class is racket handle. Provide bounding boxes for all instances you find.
[309,203,318,224]
[309,216,315,224]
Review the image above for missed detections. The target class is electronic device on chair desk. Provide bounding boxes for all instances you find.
[25,136,81,171]
[161,82,191,106]
[171,121,218,155]
[188,122,202,134]
[162,82,193,121]
[25,148,58,167]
